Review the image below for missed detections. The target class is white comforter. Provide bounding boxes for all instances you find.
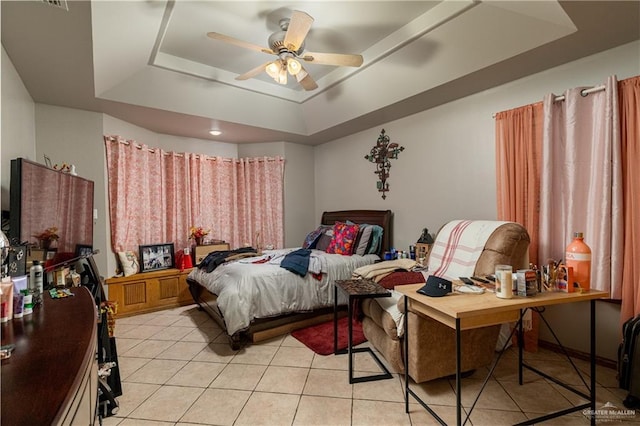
[188,248,379,336]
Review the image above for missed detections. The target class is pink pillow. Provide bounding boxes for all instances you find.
[326,222,360,255]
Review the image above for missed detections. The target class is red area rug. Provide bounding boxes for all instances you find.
[291,316,366,355]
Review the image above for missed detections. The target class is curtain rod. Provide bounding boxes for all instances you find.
[492,84,607,118]
[105,136,281,162]
[553,84,606,102]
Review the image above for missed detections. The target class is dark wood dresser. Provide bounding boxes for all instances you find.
[1,286,98,425]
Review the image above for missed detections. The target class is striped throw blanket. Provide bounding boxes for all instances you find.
[428,220,508,281]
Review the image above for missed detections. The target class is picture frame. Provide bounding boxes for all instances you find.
[139,243,175,273]
[45,248,57,260]
[28,247,47,264]
[75,244,93,258]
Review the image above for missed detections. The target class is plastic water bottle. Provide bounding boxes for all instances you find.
[565,232,591,291]
[30,260,44,295]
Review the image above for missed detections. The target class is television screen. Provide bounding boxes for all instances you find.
[10,158,94,253]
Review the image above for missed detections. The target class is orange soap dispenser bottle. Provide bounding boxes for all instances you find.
[565,232,591,291]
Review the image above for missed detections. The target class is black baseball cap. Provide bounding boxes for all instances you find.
[417,275,452,297]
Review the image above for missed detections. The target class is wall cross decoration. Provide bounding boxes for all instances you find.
[364,129,404,199]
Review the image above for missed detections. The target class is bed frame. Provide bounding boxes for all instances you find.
[187,209,393,349]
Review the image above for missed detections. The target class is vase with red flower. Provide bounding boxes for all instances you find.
[189,226,210,246]
[33,226,59,250]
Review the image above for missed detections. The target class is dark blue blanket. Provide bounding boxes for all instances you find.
[280,248,311,277]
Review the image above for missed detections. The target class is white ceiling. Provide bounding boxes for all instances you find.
[2,1,639,145]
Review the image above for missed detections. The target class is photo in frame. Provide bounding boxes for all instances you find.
[75,244,93,258]
[139,243,175,273]
[45,248,57,260]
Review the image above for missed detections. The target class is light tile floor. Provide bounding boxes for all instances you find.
[100,305,639,426]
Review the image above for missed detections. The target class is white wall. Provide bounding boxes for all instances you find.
[280,142,316,247]
[1,47,36,211]
[101,116,240,159]
[156,134,238,158]
[102,115,158,146]
[314,40,640,361]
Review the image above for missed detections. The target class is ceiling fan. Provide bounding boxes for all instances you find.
[207,10,364,91]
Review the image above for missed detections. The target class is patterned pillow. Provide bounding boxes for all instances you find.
[117,251,140,277]
[326,222,360,255]
[302,227,324,249]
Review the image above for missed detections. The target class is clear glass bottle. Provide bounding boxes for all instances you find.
[565,232,591,291]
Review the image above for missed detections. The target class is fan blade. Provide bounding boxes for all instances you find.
[207,32,274,55]
[301,51,363,67]
[283,10,314,52]
[236,62,271,81]
[296,66,318,91]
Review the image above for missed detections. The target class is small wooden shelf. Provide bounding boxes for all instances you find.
[105,268,193,317]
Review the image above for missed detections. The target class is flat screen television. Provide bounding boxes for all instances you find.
[10,158,94,253]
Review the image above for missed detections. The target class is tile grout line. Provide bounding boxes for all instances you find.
[110,307,625,426]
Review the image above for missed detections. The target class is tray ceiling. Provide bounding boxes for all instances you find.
[2,1,639,144]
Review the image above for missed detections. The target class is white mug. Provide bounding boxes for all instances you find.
[495,264,513,299]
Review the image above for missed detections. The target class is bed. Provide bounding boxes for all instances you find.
[187,209,393,349]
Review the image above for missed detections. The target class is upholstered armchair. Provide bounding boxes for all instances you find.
[361,220,530,383]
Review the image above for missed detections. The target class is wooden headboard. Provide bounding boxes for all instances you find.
[321,210,393,256]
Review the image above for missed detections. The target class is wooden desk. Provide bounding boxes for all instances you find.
[1,287,98,425]
[396,284,608,426]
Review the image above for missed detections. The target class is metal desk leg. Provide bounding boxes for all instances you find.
[404,295,409,413]
[590,300,596,426]
[348,297,353,383]
[518,309,524,385]
[333,284,338,355]
[456,318,461,426]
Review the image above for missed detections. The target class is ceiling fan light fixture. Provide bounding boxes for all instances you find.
[265,61,281,79]
[277,67,288,84]
[286,58,301,76]
[208,10,362,91]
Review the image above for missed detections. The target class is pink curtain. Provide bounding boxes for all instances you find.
[495,102,543,267]
[163,152,192,250]
[105,137,165,252]
[495,103,543,351]
[238,158,285,250]
[188,156,284,250]
[105,136,285,253]
[620,76,640,322]
[539,76,623,295]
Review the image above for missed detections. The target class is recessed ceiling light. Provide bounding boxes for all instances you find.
[209,130,222,136]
